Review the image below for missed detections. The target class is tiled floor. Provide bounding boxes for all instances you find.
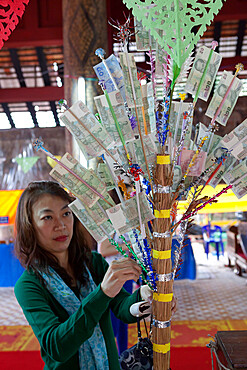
[0,242,246,326]
[173,241,247,321]
[0,287,28,325]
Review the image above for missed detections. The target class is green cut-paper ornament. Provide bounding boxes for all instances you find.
[123,0,226,69]
[15,156,39,173]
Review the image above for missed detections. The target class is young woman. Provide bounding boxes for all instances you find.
[14,181,148,370]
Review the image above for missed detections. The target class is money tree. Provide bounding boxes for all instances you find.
[33,1,247,369]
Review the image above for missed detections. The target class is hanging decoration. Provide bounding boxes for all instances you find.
[15,156,39,174]
[0,0,30,50]
[33,1,247,369]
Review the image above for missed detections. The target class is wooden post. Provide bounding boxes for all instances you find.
[153,151,173,370]
[62,0,109,154]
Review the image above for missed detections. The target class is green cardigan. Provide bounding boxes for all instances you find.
[14,251,140,370]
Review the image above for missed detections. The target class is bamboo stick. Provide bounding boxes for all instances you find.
[152,151,173,370]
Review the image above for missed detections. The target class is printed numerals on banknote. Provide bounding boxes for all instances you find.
[209,155,237,188]
[185,46,222,101]
[60,101,115,160]
[206,71,242,126]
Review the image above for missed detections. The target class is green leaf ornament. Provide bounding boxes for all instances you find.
[123,0,226,71]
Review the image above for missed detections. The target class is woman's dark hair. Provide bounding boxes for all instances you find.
[15,180,92,286]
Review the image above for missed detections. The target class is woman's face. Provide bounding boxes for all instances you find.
[32,194,74,260]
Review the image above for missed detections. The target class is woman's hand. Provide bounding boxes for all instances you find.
[101,258,141,298]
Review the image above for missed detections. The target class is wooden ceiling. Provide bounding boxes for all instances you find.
[0,0,247,129]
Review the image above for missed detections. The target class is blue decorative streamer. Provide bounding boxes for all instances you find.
[132,229,157,291]
[156,97,170,146]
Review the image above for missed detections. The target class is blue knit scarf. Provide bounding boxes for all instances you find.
[40,267,109,370]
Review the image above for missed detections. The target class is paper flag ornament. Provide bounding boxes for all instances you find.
[47,155,61,168]
[15,156,39,173]
[0,0,30,50]
[123,0,226,73]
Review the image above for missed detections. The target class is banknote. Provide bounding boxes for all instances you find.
[169,102,193,149]
[60,101,115,160]
[134,18,156,51]
[180,149,207,176]
[232,179,247,199]
[222,159,247,199]
[140,84,150,134]
[206,71,242,126]
[49,153,106,208]
[87,190,115,225]
[171,165,182,192]
[204,135,222,169]
[98,188,115,209]
[97,162,115,191]
[94,90,134,145]
[147,82,156,132]
[136,82,156,134]
[209,155,237,188]
[185,46,222,101]
[223,159,247,186]
[202,139,231,184]
[119,52,143,108]
[155,43,168,77]
[106,192,154,235]
[221,118,247,160]
[69,198,115,242]
[93,54,127,103]
[127,133,158,175]
[196,122,210,151]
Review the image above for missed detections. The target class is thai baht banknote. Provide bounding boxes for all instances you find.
[185,45,222,101]
[69,198,115,243]
[94,90,134,145]
[93,54,127,103]
[60,100,115,160]
[50,152,107,208]
[106,192,154,235]
[206,71,242,126]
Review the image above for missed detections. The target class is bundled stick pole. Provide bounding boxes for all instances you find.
[152,151,173,370]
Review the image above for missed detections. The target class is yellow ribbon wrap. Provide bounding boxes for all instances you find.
[152,249,171,260]
[157,155,170,164]
[154,209,170,219]
[153,343,171,354]
[153,293,173,302]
